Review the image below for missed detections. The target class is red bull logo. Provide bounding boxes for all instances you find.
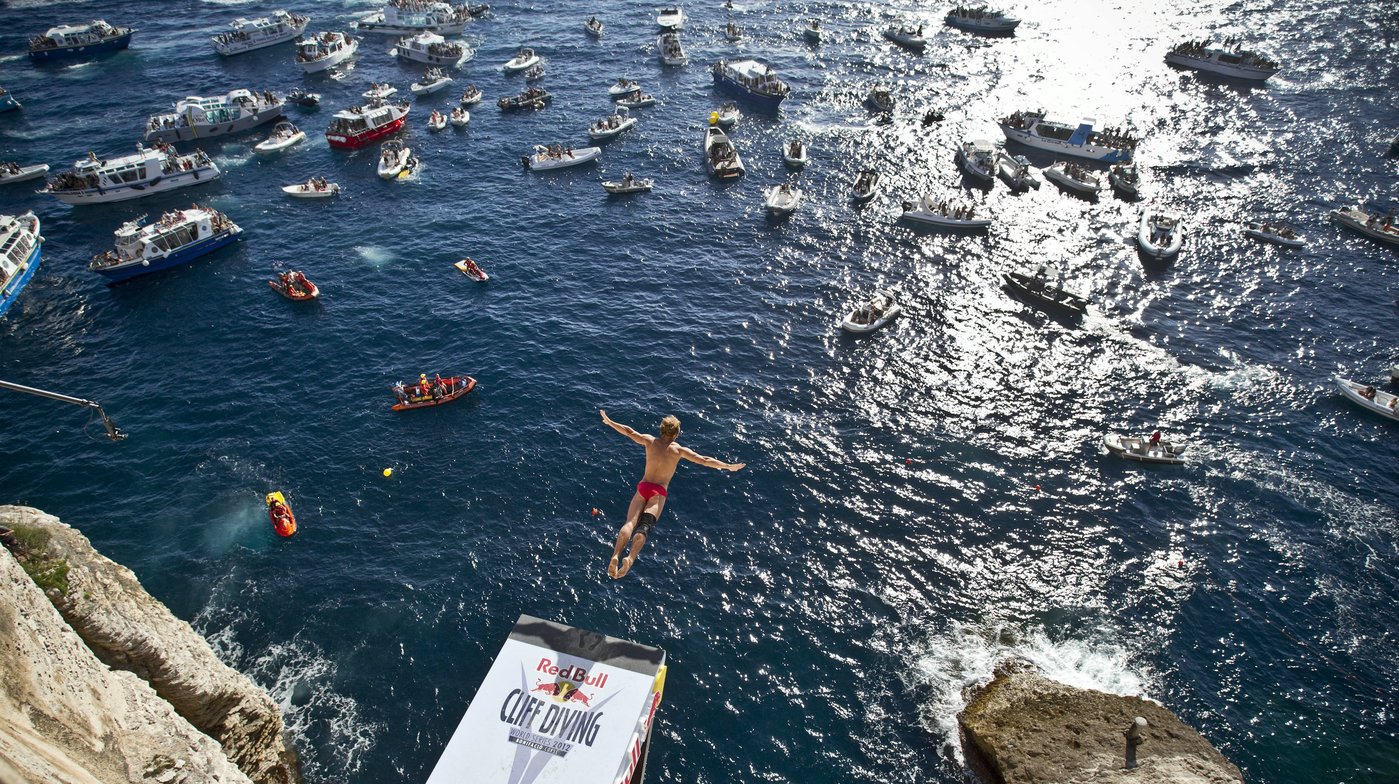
[536,658,609,689]
[530,679,595,706]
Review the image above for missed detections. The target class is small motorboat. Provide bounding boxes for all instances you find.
[714,101,741,128]
[503,47,541,73]
[725,22,743,41]
[602,173,653,194]
[0,162,50,185]
[764,182,802,215]
[1104,434,1187,465]
[454,257,488,281]
[704,125,745,179]
[656,6,685,29]
[584,16,604,37]
[266,491,297,537]
[411,67,453,96]
[841,290,902,334]
[449,107,470,127]
[852,169,880,203]
[923,109,945,126]
[282,178,340,198]
[522,144,602,171]
[1044,161,1102,197]
[900,195,991,229]
[1243,222,1304,248]
[1329,205,1399,248]
[1334,375,1399,422]
[268,270,320,300]
[608,78,642,99]
[865,85,895,113]
[497,87,551,112]
[1003,267,1087,318]
[995,152,1039,190]
[426,110,447,131]
[286,89,321,108]
[1109,163,1141,198]
[956,139,997,184]
[363,82,399,100]
[658,32,687,66]
[802,19,822,43]
[588,106,637,141]
[782,140,809,168]
[377,140,415,179]
[883,25,927,51]
[459,84,484,105]
[253,121,307,153]
[524,64,545,82]
[945,6,1020,34]
[1138,208,1184,259]
[392,375,477,411]
[617,93,658,109]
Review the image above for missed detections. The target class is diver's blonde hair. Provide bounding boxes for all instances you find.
[659,416,680,438]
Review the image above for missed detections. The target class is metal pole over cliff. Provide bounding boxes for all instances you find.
[0,379,127,441]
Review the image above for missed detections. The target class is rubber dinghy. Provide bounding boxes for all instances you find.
[0,163,50,184]
[392,375,477,411]
[266,491,297,537]
[1243,222,1304,248]
[763,183,802,215]
[521,145,601,170]
[282,178,340,198]
[1138,208,1183,259]
[1334,375,1399,422]
[841,290,902,334]
[1103,434,1187,465]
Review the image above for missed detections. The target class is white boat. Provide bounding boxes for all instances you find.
[411,67,453,95]
[145,89,285,144]
[1103,434,1187,465]
[764,183,802,215]
[841,291,901,334]
[609,78,642,99]
[390,31,470,66]
[212,11,311,56]
[459,85,483,105]
[0,212,42,319]
[1138,208,1184,259]
[521,144,601,171]
[956,139,996,183]
[377,140,416,179]
[253,121,306,153]
[296,31,358,73]
[0,163,50,185]
[89,207,242,284]
[883,25,926,51]
[1109,163,1141,197]
[704,125,745,180]
[449,107,470,127]
[999,109,1136,163]
[725,22,743,41]
[852,169,879,202]
[617,94,658,109]
[426,110,447,131]
[657,6,685,29]
[356,1,470,36]
[365,84,399,102]
[503,47,540,73]
[40,145,219,206]
[1044,161,1102,196]
[802,20,822,43]
[865,85,894,113]
[1329,205,1399,247]
[714,101,741,128]
[782,140,809,168]
[282,178,340,198]
[944,6,1020,34]
[995,152,1039,190]
[584,17,604,37]
[1335,375,1399,422]
[1165,39,1279,81]
[589,107,637,141]
[1243,222,1304,248]
[602,173,653,194]
[523,64,545,82]
[659,32,687,66]
[900,195,990,228]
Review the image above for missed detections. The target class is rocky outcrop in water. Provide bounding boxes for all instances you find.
[959,662,1243,784]
[0,506,299,784]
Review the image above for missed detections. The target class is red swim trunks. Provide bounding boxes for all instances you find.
[637,481,668,500]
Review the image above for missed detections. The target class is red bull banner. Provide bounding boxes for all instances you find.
[426,615,667,784]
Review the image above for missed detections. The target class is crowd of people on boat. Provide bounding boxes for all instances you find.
[714,62,790,97]
[850,298,889,326]
[420,39,465,57]
[1361,211,1397,233]
[1055,161,1100,186]
[524,65,545,81]
[213,13,307,46]
[1087,126,1137,150]
[591,111,629,133]
[948,5,1009,21]
[660,33,685,59]
[1255,222,1298,239]
[419,67,450,86]
[0,162,28,176]
[498,87,549,110]
[296,32,350,62]
[787,140,805,158]
[460,84,482,103]
[394,373,456,404]
[29,21,125,51]
[923,199,977,220]
[726,22,743,39]
[538,144,575,160]
[1170,39,1277,69]
[300,176,333,192]
[275,270,313,296]
[585,16,603,34]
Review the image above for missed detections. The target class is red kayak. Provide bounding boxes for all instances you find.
[391,375,476,411]
[266,491,297,537]
[269,271,320,301]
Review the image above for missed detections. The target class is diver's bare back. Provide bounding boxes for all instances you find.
[640,438,686,487]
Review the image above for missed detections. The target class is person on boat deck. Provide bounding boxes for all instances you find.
[418,373,430,397]
[1149,430,1163,447]
[1360,386,1376,400]
[600,410,744,579]
[394,382,408,404]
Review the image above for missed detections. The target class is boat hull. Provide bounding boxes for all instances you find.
[29,31,134,62]
[94,228,240,284]
[282,183,339,198]
[1104,435,1186,464]
[0,165,50,184]
[0,95,21,113]
[213,20,310,56]
[1164,52,1277,81]
[1330,209,1399,247]
[1003,273,1086,317]
[1334,375,1399,422]
[1243,226,1303,248]
[392,376,476,411]
[327,116,406,150]
[902,211,990,229]
[145,105,285,143]
[395,49,467,67]
[712,73,785,112]
[0,235,41,320]
[47,166,221,205]
[1001,123,1131,163]
[945,16,1019,33]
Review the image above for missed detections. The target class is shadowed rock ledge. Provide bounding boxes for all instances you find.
[959,661,1244,784]
[0,505,299,784]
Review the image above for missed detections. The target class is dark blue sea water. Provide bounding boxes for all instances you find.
[3,0,1398,781]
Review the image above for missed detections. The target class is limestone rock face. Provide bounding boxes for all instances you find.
[0,506,299,784]
[959,663,1243,784]
[0,527,254,784]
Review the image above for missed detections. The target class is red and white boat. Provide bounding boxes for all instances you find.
[325,100,409,149]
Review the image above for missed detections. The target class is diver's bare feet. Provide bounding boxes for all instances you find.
[615,556,636,578]
[608,555,621,579]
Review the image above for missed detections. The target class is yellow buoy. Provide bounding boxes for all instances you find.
[382,468,393,477]
[709,111,718,126]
